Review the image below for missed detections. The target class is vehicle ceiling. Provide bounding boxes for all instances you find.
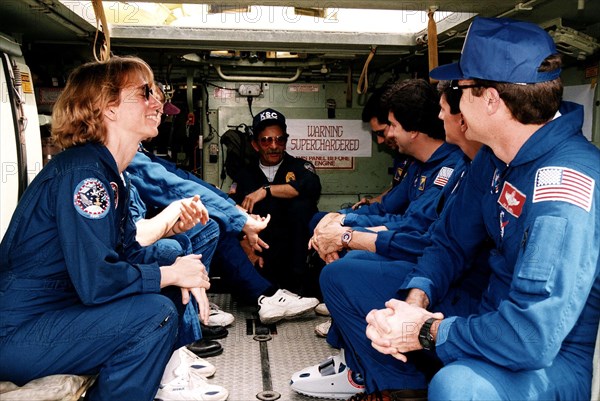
[0,0,599,85]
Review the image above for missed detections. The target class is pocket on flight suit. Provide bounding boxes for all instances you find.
[514,215,567,296]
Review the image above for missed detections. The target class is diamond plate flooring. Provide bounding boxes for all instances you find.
[205,293,340,401]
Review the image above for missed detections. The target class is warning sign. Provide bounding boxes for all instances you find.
[303,155,354,170]
[286,119,371,158]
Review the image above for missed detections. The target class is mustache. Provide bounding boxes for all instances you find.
[265,150,282,155]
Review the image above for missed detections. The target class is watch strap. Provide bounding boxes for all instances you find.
[263,185,271,197]
[419,318,436,351]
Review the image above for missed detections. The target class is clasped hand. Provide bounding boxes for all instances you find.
[308,212,345,263]
[366,299,443,362]
[170,254,211,324]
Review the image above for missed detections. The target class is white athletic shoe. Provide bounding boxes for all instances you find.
[314,303,330,316]
[258,289,319,324]
[155,376,228,401]
[290,349,365,399]
[155,347,228,401]
[206,303,235,327]
[164,347,216,380]
[315,319,332,338]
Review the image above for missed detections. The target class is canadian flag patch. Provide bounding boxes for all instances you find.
[497,181,526,218]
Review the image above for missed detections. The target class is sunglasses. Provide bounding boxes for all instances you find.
[259,135,287,146]
[142,83,154,101]
[372,129,386,138]
[450,80,485,91]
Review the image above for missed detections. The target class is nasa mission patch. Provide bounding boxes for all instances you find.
[73,178,111,219]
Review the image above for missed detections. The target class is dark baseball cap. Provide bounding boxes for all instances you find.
[252,108,287,136]
[430,17,560,84]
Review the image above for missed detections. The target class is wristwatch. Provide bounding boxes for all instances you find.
[419,318,436,351]
[263,185,271,197]
[341,229,353,249]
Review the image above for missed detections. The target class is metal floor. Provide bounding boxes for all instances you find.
[205,293,339,401]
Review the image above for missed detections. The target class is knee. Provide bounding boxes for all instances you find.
[149,239,186,265]
[205,219,220,237]
[189,220,220,254]
[319,260,350,294]
[130,294,178,326]
[190,219,220,242]
[428,362,498,401]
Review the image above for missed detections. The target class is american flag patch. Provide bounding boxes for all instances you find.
[532,167,595,212]
[433,167,454,187]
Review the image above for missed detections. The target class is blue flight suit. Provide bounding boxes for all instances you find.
[342,142,462,228]
[341,143,463,262]
[0,143,178,401]
[128,183,218,269]
[308,144,462,301]
[129,183,220,348]
[322,154,490,385]
[127,150,275,303]
[341,154,473,265]
[307,155,415,234]
[128,148,246,234]
[326,102,600,399]
[374,155,472,263]
[391,155,412,187]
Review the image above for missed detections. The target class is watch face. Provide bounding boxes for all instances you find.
[419,335,433,350]
[341,230,352,247]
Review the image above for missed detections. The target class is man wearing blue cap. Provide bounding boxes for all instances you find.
[232,108,322,303]
[360,17,599,400]
[295,17,599,401]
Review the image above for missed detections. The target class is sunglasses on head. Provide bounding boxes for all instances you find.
[259,135,287,146]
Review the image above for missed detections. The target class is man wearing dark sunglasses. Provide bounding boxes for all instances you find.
[231,108,322,306]
[324,17,598,401]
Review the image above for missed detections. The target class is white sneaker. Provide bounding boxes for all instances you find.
[290,349,365,399]
[314,303,330,316]
[156,348,227,401]
[206,303,235,327]
[258,289,319,324]
[162,347,216,381]
[315,319,332,338]
[155,376,228,401]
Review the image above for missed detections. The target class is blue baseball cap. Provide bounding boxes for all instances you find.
[252,108,287,136]
[430,17,560,84]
